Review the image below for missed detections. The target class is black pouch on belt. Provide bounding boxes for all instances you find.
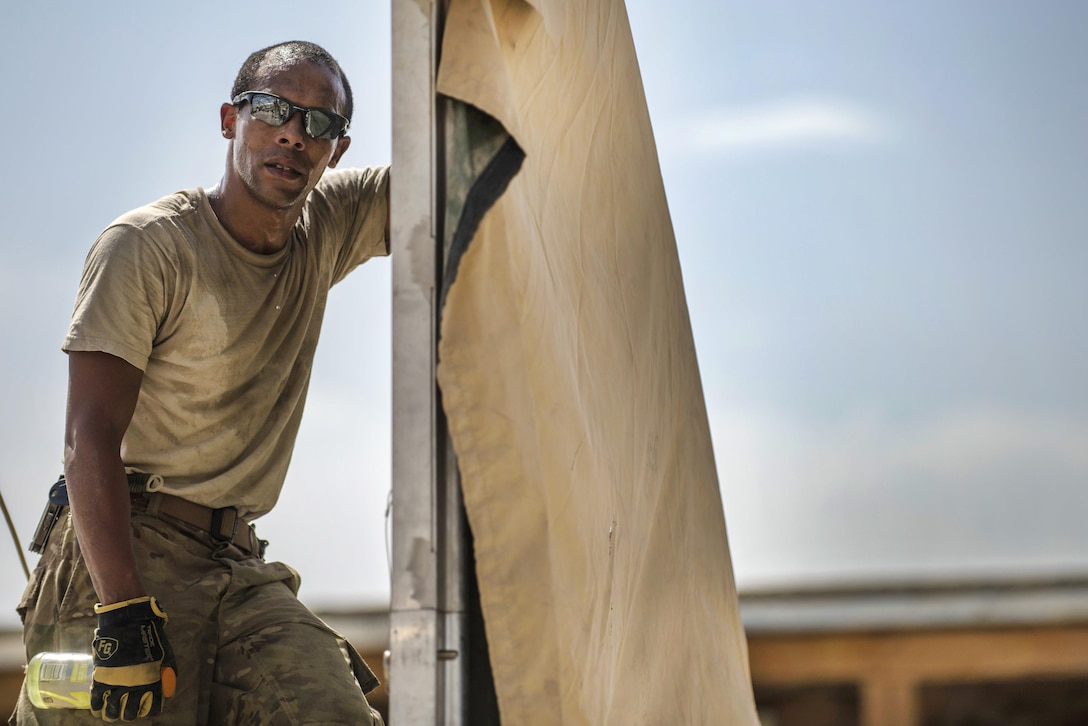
[28,475,68,555]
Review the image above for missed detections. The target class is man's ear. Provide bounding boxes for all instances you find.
[328,135,352,168]
[220,102,238,139]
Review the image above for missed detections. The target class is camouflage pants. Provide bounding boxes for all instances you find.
[10,507,384,725]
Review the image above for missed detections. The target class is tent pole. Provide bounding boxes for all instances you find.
[388,0,470,723]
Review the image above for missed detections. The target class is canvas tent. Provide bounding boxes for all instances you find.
[388,1,760,723]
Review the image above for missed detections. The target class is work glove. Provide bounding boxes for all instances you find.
[90,596,178,721]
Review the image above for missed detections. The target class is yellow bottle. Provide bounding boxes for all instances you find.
[25,653,92,709]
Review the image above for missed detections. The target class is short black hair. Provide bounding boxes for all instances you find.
[230,40,354,122]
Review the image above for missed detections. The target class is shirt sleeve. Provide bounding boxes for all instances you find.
[62,224,174,371]
[304,166,391,286]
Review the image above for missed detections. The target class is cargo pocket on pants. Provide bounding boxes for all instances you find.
[339,636,381,696]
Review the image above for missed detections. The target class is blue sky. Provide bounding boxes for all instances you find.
[1,1,1085,625]
[640,1,1088,585]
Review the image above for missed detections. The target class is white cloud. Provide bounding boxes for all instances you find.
[712,407,1088,587]
[662,97,889,156]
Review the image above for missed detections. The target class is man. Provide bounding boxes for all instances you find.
[13,40,388,724]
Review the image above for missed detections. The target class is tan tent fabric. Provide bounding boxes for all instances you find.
[435,1,760,723]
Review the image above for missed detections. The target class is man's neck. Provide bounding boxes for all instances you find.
[206,180,304,255]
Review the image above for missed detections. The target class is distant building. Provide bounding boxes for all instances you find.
[743,575,1088,726]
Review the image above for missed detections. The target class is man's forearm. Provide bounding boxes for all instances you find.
[64,350,147,605]
[65,445,146,605]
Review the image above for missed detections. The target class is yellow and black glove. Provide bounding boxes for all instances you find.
[90,596,178,721]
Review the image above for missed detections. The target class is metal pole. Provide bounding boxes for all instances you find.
[388,0,465,723]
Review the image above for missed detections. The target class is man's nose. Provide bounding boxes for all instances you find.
[277,111,307,149]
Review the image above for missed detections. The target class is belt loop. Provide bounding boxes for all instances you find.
[144,492,163,517]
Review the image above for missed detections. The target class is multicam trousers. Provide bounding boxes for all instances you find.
[10,506,383,725]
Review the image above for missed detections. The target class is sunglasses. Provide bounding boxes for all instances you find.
[232,91,350,140]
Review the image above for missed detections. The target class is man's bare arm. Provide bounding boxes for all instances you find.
[64,350,146,605]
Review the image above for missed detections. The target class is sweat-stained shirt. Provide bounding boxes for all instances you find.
[63,167,389,520]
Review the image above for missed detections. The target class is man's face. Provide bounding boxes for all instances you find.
[221,59,351,212]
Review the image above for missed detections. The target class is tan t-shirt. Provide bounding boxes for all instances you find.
[63,167,389,520]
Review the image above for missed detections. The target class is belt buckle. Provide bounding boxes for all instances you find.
[209,506,240,543]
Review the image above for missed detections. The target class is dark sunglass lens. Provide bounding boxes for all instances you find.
[304,111,337,139]
[250,94,290,126]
